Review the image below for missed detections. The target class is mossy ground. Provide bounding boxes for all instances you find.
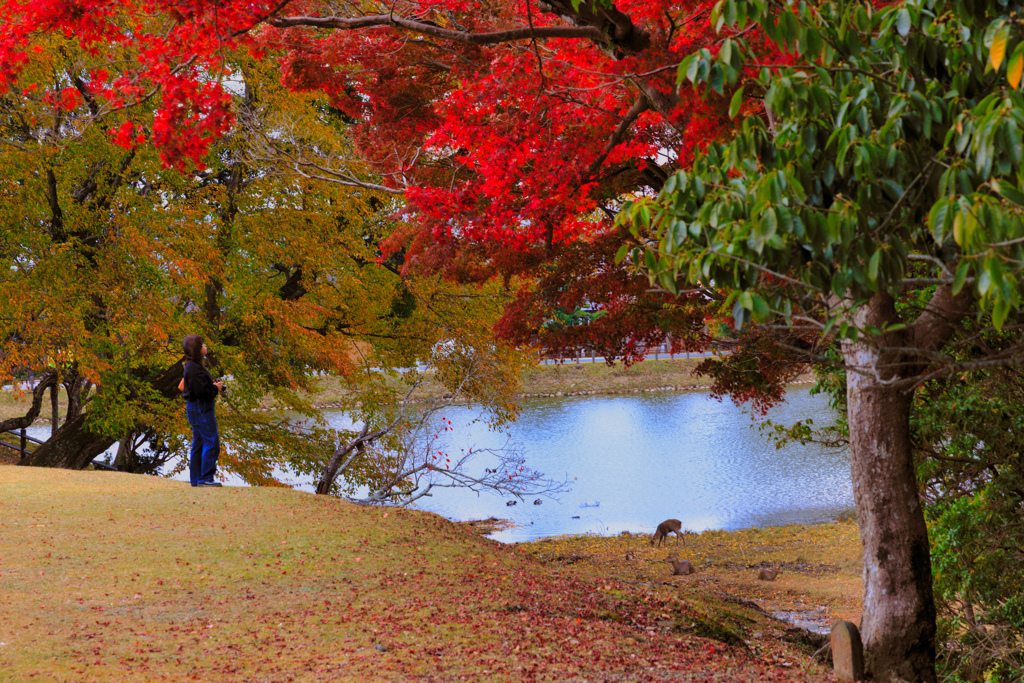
[0,467,846,681]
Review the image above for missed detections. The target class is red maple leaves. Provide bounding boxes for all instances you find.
[0,0,284,168]
[4,0,785,373]
[2,0,741,243]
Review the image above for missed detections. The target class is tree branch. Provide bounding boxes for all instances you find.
[911,284,974,353]
[1,372,57,433]
[583,93,648,182]
[268,14,609,47]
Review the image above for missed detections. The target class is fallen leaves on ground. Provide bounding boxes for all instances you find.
[1,467,836,681]
[522,522,863,629]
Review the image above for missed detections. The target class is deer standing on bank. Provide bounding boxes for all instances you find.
[650,518,685,547]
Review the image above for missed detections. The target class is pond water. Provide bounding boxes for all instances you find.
[30,385,851,544]
[322,385,852,543]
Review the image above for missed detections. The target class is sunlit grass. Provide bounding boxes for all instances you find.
[1,466,835,681]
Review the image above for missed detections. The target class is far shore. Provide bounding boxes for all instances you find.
[304,356,815,410]
[0,356,815,426]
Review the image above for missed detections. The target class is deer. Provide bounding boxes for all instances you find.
[650,519,685,547]
[670,558,696,576]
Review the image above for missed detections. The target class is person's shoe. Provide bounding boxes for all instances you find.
[197,481,223,487]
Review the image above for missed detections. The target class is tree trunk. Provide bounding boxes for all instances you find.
[843,292,937,682]
[62,364,90,423]
[24,360,184,469]
[846,368,936,681]
[50,382,59,435]
[3,373,57,466]
[113,434,133,471]
[316,424,382,495]
[24,412,117,469]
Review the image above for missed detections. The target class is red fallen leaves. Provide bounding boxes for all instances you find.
[10,483,830,682]
[294,556,820,681]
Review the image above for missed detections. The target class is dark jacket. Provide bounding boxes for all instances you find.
[182,360,219,411]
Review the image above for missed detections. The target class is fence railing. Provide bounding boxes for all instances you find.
[0,428,44,460]
[0,429,118,470]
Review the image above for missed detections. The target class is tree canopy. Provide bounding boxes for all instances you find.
[0,27,535,500]
[619,0,1024,679]
[3,0,745,365]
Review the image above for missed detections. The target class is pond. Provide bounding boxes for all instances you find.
[319,385,852,543]
[30,384,851,544]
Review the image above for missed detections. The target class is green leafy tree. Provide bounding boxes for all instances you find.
[621,0,1024,679]
[906,320,1024,681]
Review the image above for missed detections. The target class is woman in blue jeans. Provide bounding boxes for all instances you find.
[181,335,224,487]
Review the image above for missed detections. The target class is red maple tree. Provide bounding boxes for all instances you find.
[2,0,792,371]
[260,1,798,378]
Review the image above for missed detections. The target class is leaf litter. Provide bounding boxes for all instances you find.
[0,466,852,681]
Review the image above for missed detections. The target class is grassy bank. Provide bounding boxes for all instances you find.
[0,467,845,681]
[290,356,814,410]
[525,522,863,629]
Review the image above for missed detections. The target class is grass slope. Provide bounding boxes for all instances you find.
[1,468,834,682]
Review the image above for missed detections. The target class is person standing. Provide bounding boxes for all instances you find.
[181,335,224,487]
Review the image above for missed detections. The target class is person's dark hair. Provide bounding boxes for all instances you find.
[183,335,205,363]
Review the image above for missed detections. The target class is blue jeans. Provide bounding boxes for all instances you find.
[186,403,220,485]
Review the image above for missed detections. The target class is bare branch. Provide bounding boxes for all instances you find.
[268,13,609,46]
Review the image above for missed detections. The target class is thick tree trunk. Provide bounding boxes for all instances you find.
[846,362,937,681]
[842,291,939,682]
[24,412,116,469]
